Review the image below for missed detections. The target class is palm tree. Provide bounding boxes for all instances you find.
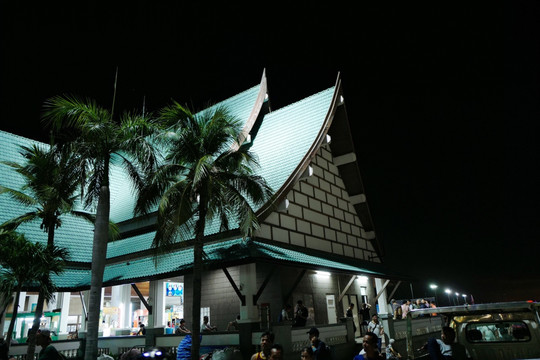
[135,103,272,360]
[42,95,161,360]
[0,229,68,351]
[0,144,88,359]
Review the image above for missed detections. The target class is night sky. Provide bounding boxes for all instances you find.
[1,2,536,303]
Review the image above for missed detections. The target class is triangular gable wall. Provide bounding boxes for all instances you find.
[255,144,380,263]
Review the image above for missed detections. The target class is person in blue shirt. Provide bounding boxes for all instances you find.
[353,332,384,360]
[307,327,331,359]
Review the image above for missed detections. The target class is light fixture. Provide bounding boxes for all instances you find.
[455,292,460,296]
[315,271,331,277]
[430,284,438,289]
[277,198,289,212]
[300,166,314,179]
[356,275,368,283]
[444,289,451,294]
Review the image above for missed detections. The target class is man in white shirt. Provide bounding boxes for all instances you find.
[201,316,217,332]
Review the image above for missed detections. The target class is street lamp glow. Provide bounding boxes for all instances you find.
[455,292,460,296]
[445,289,451,294]
[430,284,438,289]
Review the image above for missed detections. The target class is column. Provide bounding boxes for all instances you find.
[111,285,131,329]
[238,263,258,358]
[374,278,389,349]
[57,292,71,334]
[15,292,26,339]
[374,278,389,315]
[79,290,90,332]
[148,280,165,328]
[239,263,258,322]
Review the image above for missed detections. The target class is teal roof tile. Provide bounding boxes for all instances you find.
[250,87,335,193]
[108,85,263,224]
[109,87,336,251]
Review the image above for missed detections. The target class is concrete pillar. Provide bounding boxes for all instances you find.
[111,285,131,328]
[14,292,26,339]
[239,264,258,322]
[272,323,293,357]
[375,278,389,349]
[374,278,389,315]
[57,292,71,334]
[79,291,90,331]
[148,280,165,328]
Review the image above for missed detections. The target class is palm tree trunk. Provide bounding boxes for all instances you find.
[84,182,110,360]
[26,292,45,360]
[27,227,55,360]
[190,203,207,360]
[6,288,21,353]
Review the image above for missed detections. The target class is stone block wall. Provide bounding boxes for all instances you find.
[256,146,378,261]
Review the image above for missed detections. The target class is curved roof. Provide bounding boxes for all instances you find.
[0,71,385,289]
[109,75,268,223]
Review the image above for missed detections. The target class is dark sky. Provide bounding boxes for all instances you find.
[1,2,536,302]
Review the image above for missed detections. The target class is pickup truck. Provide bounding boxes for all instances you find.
[408,301,540,360]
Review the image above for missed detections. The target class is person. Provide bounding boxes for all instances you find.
[353,332,384,360]
[201,316,217,332]
[269,344,284,360]
[251,331,274,360]
[300,347,314,360]
[293,300,308,327]
[385,338,401,359]
[307,327,331,360]
[367,315,383,352]
[176,333,197,360]
[278,304,292,322]
[401,300,411,319]
[227,314,240,331]
[430,301,438,317]
[120,348,141,360]
[390,300,400,320]
[420,326,467,360]
[137,323,146,335]
[175,319,191,335]
[36,329,59,360]
[360,303,371,334]
[0,337,9,360]
[346,303,357,334]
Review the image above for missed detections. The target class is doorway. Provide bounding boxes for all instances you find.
[343,294,360,338]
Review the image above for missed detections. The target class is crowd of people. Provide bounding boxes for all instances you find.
[391,298,437,319]
[1,297,461,360]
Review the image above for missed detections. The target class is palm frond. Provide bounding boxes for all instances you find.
[0,186,38,207]
[0,212,39,231]
[42,95,111,131]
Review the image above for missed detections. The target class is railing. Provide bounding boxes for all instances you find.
[7,321,354,360]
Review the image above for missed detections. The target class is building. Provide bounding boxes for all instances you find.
[0,71,403,345]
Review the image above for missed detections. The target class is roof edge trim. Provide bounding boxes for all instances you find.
[257,73,343,219]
